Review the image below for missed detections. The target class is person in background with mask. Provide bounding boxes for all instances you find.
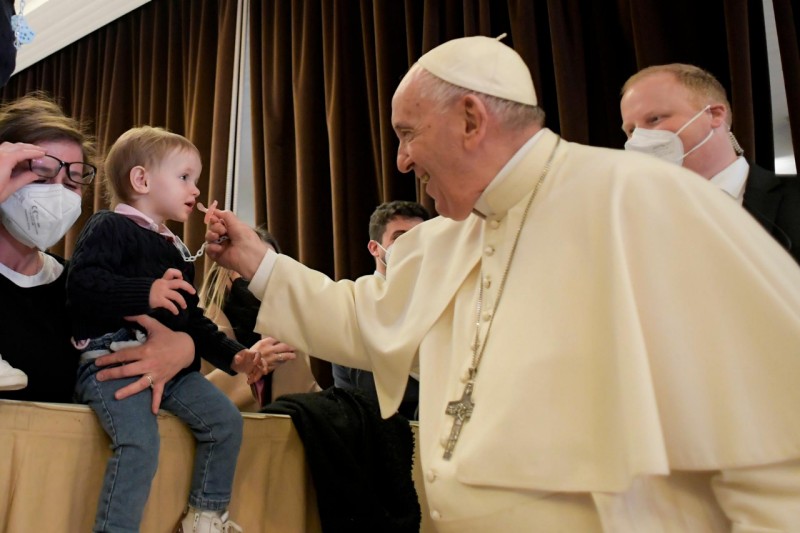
[0,94,196,406]
[621,63,800,263]
[332,200,429,419]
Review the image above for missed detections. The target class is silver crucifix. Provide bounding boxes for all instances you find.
[443,380,475,460]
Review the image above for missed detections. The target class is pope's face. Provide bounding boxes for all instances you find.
[391,76,475,220]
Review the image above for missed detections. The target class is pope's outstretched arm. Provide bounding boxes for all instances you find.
[205,209,419,417]
[204,209,373,366]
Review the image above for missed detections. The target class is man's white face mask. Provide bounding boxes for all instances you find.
[0,183,82,250]
[624,105,713,165]
[376,241,394,269]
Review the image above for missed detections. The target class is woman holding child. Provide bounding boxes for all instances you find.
[0,94,195,406]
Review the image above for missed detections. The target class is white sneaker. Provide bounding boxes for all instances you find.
[176,507,242,533]
[0,356,27,391]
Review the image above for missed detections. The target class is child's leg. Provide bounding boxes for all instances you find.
[162,371,243,511]
[76,362,160,533]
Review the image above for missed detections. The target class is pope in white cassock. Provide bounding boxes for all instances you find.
[207,36,800,531]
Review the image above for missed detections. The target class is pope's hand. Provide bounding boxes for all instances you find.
[205,209,268,280]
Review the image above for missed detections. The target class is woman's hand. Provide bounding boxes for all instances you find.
[94,314,195,414]
[0,142,46,203]
[232,337,297,384]
[251,336,296,372]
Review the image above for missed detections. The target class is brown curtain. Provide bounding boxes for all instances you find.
[249,0,788,282]
[0,0,238,281]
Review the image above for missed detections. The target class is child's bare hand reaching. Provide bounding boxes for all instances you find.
[231,348,269,384]
[149,268,196,314]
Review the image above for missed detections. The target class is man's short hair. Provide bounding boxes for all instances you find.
[369,200,430,242]
[622,63,732,124]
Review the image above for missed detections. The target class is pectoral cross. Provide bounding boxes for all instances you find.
[443,379,475,460]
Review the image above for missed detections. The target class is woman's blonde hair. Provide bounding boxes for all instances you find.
[199,226,280,329]
[0,92,96,166]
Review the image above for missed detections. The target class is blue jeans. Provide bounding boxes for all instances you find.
[76,333,243,533]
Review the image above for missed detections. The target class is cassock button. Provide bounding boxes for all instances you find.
[461,369,471,383]
[484,245,495,256]
[481,310,493,321]
[426,469,437,482]
[483,277,491,289]
[489,219,500,229]
[431,510,442,520]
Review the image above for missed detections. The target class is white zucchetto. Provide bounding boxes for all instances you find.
[417,35,537,106]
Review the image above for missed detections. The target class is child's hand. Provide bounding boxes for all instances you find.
[149,268,196,315]
[231,348,269,384]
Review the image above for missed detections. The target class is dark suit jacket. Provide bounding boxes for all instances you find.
[743,164,800,265]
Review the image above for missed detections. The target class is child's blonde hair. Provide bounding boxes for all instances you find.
[104,126,199,206]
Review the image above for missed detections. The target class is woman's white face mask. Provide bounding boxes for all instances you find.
[0,183,82,250]
[624,105,713,165]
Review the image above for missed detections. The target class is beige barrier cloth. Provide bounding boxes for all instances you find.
[0,399,321,532]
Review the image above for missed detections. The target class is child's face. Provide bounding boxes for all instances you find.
[146,148,202,224]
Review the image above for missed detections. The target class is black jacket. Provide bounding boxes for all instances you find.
[262,387,420,533]
[743,164,800,265]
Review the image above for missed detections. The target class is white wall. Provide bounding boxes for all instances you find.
[763,0,797,174]
[230,0,255,227]
[13,0,150,74]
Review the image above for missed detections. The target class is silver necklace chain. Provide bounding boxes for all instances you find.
[177,236,229,263]
[443,137,561,460]
[470,137,561,373]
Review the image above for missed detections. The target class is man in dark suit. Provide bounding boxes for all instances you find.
[620,63,800,264]
[742,165,800,263]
